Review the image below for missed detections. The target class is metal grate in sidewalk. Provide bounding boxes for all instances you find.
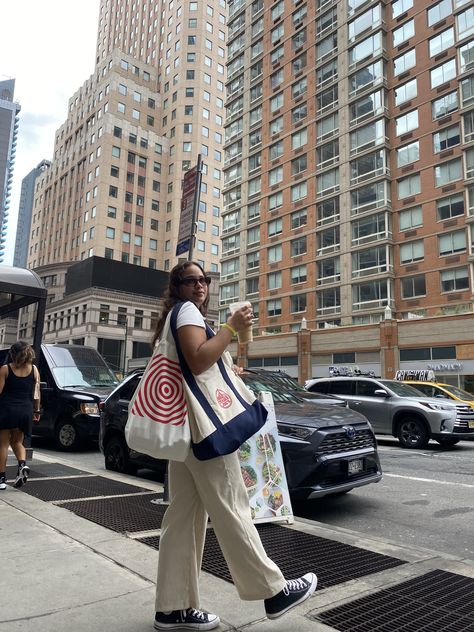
[6,462,89,480]
[18,476,153,502]
[58,493,166,532]
[138,523,406,588]
[314,569,474,631]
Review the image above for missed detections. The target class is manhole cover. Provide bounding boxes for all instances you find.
[315,570,474,631]
[138,523,405,588]
[59,493,166,532]
[18,476,152,501]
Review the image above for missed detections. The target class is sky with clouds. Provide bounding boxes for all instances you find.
[1,0,100,265]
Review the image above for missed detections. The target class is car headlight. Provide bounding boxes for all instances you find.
[278,423,315,441]
[418,401,454,412]
[80,402,99,415]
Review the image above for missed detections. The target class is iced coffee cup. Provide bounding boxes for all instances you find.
[229,301,253,344]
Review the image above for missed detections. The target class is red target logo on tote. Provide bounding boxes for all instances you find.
[216,388,232,409]
[132,355,186,426]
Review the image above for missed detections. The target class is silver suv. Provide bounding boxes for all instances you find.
[305,376,462,449]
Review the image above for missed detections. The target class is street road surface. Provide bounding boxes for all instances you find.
[294,436,474,560]
[32,435,474,560]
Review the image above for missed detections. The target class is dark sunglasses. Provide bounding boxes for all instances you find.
[179,275,211,287]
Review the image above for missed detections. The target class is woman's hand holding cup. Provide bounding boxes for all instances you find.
[229,301,253,344]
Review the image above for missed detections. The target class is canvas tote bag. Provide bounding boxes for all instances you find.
[125,310,191,461]
[170,302,267,460]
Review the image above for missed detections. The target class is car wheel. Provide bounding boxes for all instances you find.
[55,419,81,451]
[397,417,429,449]
[436,437,460,448]
[104,435,137,475]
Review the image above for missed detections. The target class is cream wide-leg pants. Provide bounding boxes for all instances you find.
[155,449,286,611]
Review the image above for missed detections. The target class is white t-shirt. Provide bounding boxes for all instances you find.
[176,301,206,330]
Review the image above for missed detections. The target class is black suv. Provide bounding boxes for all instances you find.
[100,369,382,501]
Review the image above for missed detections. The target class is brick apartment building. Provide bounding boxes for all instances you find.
[220,0,474,332]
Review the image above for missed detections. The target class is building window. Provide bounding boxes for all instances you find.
[291,264,307,284]
[434,158,462,186]
[267,244,282,264]
[402,275,426,299]
[395,79,417,106]
[397,141,419,167]
[433,125,460,153]
[394,48,416,76]
[429,28,454,57]
[267,271,282,290]
[393,19,415,47]
[399,206,423,230]
[267,299,282,317]
[291,208,307,229]
[395,110,418,136]
[427,0,452,27]
[392,0,413,18]
[291,236,307,257]
[440,267,469,292]
[318,287,340,313]
[400,240,424,264]
[290,294,306,313]
[437,193,464,220]
[398,173,421,199]
[430,59,457,89]
[439,230,466,256]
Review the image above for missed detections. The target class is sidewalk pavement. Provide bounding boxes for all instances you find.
[1,454,473,632]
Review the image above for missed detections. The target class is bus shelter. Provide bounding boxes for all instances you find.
[0,264,47,357]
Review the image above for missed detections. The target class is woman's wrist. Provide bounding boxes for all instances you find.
[221,323,237,337]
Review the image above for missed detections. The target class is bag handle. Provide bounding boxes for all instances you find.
[170,303,253,430]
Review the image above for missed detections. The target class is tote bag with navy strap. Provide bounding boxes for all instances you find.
[170,302,267,460]
[125,309,191,461]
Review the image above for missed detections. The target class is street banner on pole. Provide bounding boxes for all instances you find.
[176,158,201,257]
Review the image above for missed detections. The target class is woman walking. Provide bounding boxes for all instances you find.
[0,341,41,490]
[152,261,316,631]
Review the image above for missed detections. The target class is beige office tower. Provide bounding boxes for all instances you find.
[28,0,228,274]
[221,0,474,333]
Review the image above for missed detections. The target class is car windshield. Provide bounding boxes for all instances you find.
[47,346,118,388]
[242,374,306,403]
[380,380,425,397]
[442,384,474,400]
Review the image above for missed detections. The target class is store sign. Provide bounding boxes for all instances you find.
[395,370,436,381]
[329,365,376,377]
[427,363,463,372]
[238,391,293,524]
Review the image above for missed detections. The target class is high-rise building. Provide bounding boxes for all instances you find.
[0,78,21,264]
[221,0,474,334]
[28,0,228,274]
[13,159,51,268]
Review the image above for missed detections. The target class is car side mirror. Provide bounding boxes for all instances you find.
[40,381,53,391]
[374,389,389,398]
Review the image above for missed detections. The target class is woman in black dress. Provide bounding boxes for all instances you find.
[0,341,41,490]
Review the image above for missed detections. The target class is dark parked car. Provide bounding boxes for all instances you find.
[100,368,382,501]
[1,344,118,450]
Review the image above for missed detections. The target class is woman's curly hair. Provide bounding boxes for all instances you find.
[151,261,210,348]
[8,341,35,367]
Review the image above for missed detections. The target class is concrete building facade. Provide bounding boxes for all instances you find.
[221,0,474,335]
[27,0,228,275]
[13,160,51,268]
[0,78,21,264]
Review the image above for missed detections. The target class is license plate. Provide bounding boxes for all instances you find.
[348,458,364,475]
[469,421,474,429]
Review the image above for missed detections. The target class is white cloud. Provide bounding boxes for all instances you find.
[0,0,99,264]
